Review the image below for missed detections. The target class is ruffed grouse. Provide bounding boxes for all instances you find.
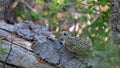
[60,31,92,56]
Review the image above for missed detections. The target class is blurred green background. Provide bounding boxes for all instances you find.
[16,0,110,50]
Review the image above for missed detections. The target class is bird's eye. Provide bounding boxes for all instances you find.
[64,33,67,35]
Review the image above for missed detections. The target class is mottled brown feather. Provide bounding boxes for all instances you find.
[60,31,92,55]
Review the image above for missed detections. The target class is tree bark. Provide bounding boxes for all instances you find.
[110,0,120,32]
[110,0,120,49]
[0,20,56,68]
[110,0,120,67]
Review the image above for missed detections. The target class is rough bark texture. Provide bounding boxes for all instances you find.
[0,20,56,68]
[110,0,120,32]
[110,0,120,46]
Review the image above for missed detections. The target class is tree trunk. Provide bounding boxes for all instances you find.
[110,0,120,51]
[110,0,120,67]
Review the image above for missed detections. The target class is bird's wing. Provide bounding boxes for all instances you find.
[68,37,90,52]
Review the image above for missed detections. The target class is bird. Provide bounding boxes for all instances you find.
[59,31,92,56]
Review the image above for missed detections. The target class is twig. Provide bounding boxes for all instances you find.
[21,0,36,13]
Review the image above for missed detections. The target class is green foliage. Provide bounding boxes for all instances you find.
[0,36,5,41]
[27,11,44,20]
[82,9,110,51]
[0,47,6,51]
